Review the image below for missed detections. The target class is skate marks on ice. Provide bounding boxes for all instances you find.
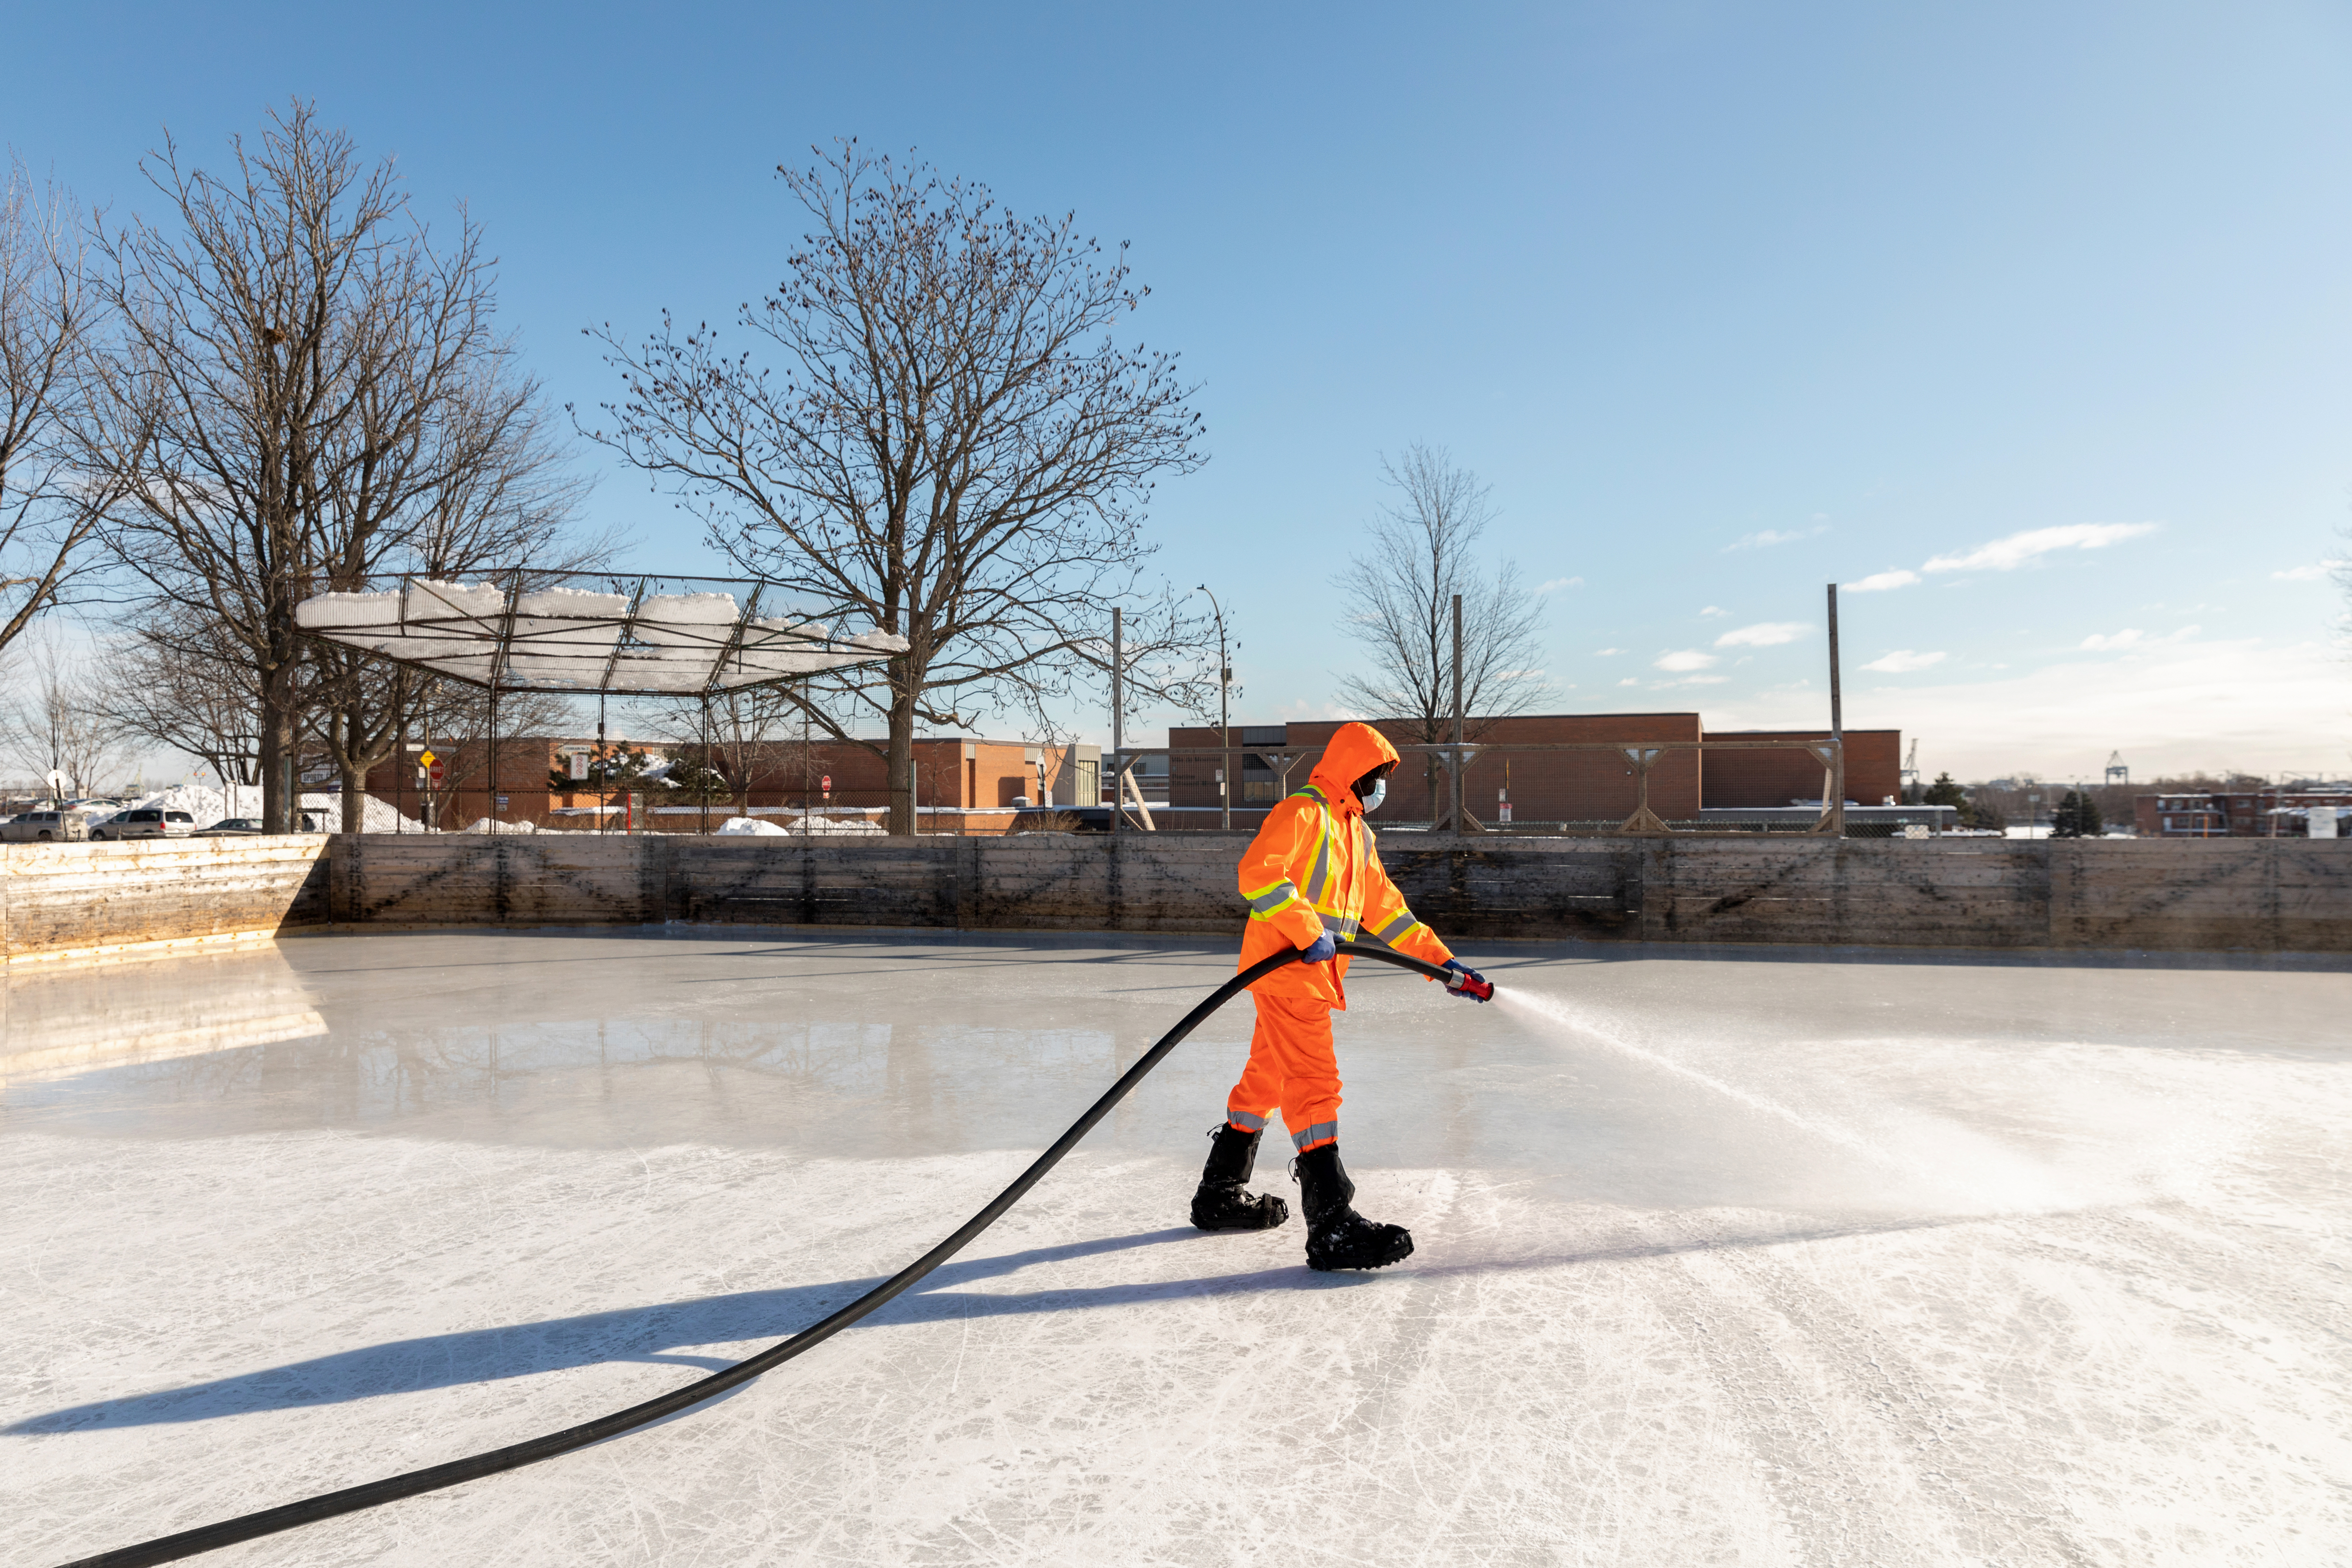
[9,1137,2350,1566]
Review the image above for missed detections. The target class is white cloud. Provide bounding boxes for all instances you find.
[1699,605,1730,618]
[1715,621,1811,648]
[1708,629,2351,779]
[1494,667,1546,681]
[1536,576,1584,593]
[1654,649,1718,672]
[1861,649,1947,673]
[1923,522,2157,574]
[2273,562,2339,581]
[2082,625,2200,651]
[1617,676,1641,686]
[1725,525,1829,551]
[1844,569,1920,592]
[1593,647,1623,656]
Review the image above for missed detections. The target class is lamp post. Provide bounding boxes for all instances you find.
[1196,584,1232,830]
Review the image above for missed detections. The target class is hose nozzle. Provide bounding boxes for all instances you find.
[1444,965,1494,1003]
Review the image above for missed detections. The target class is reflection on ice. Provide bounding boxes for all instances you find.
[0,946,326,1085]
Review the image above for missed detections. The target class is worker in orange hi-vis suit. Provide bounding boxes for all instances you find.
[1189,721,1488,1271]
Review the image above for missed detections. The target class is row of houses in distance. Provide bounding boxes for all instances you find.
[2137,785,2352,838]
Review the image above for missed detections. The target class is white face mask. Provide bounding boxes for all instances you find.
[1359,779,1386,813]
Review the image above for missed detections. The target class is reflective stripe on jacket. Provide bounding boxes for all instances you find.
[1235,721,1452,1006]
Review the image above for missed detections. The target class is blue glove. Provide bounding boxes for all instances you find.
[1442,958,1491,1001]
[1298,931,1338,964]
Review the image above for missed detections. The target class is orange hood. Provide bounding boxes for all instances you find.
[1306,722,1402,816]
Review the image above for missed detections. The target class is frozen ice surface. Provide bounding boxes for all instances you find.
[3,931,2348,1567]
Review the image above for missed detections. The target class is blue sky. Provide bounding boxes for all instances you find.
[11,1,2351,780]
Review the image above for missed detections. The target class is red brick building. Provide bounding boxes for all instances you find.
[1698,729,1904,808]
[1164,715,1900,825]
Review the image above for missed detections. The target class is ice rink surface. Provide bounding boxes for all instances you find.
[3,930,2348,1567]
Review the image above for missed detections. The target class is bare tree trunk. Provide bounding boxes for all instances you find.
[886,671,916,835]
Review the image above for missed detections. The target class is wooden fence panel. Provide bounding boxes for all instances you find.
[6,831,2346,962]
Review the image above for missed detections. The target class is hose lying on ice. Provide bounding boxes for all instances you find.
[60,942,1464,1568]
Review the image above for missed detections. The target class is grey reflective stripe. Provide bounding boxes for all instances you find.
[1303,818,1333,903]
[1371,911,1419,943]
[1246,881,1301,915]
[1227,1111,1268,1132]
[1291,1121,1339,1151]
[1320,912,1359,939]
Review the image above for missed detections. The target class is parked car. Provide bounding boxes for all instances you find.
[190,814,319,836]
[2,809,92,843]
[90,808,199,841]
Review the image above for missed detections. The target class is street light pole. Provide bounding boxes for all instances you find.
[1196,584,1232,830]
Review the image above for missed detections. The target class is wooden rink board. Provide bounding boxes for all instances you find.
[4,833,2346,964]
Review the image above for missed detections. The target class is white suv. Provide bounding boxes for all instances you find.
[91,808,198,841]
[1,809,91,843]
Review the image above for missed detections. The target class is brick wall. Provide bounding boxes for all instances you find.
[1700,729,1902,808]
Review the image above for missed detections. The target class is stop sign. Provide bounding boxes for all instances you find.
[821,775,832,790]
[427,761,445,787]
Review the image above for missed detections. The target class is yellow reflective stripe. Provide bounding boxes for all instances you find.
[1303,822,1333,903]
[1244,880,1304,917]
[1371,911,1421,944]
[1319,912,1360,939]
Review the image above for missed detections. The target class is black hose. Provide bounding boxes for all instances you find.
[59,943,1460,1568]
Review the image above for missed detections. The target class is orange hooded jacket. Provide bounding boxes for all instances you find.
[1235,721,1453,1007]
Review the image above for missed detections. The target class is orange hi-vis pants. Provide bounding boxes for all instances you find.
[1225,994,1341,1154]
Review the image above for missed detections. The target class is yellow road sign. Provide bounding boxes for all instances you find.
[418,750,436,767]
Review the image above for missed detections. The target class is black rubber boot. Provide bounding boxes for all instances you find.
[1294,1142,1413,1272]
[1190,1124,1290,1231]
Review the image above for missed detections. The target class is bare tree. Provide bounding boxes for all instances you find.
[581,143,1209,833]
[1334,444,1548,818]
[0,157,110,657]
[1,637,130,796]
[633,685,812,814]
[91,601,263,788]
[81,101,588,833]
[304,360,599,833]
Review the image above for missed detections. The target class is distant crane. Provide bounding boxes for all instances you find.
[1900,738,1921,802]
[2105,751,2129,786]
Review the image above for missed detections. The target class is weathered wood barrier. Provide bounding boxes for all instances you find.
[0,837,329,966]
[5,832,2344,964]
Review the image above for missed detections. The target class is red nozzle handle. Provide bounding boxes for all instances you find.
[1445,965,1495,1002]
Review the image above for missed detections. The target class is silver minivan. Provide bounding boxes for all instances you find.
[90,808,198,841]
[2,809,92,843]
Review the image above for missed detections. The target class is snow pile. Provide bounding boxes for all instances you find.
[771,813,884,836]
[458,817,538,834]
[715,815,790,836]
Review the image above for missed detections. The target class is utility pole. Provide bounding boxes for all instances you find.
[1196,585,1233,829]
[1826,583,1845,836]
